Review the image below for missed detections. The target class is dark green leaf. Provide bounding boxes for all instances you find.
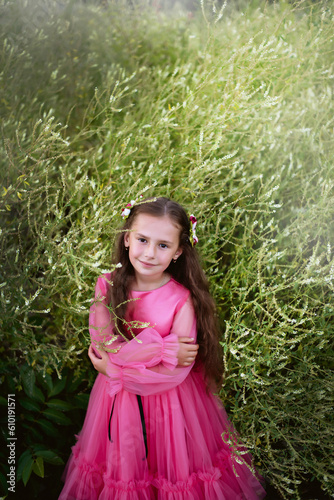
[34,449,64,465]
[37,372,54,394]
[44,373,54,394]
[17,450,34,481]
[0,471,8,494]
[21,422,42,442]
[48,376,67,397]
[22,457,34,486]
[42,408,72,425]
[21,366,36,399]
[0,396,8,406]
[30,386,45,404]
[46,398,72,411]
[20,397,41,412]
[23,413,36,422]
[35,418,59,436]
[73,393,89,409]
[66,372,83,392]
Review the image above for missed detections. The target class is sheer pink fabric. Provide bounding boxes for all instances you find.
[59,274,266,500]
[105,296,197,397]
[90,274,196,396]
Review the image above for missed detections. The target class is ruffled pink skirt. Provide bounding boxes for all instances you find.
[59,370,266,499]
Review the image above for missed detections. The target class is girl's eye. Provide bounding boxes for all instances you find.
[160,244,168,249]
[138,238,147,243]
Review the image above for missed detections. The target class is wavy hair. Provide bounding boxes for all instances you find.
[110,197,222,383]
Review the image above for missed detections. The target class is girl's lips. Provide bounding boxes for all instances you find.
[139,260,156,267]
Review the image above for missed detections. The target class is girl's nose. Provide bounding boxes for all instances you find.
[144,243,155,258]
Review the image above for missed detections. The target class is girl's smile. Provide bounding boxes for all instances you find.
[139,261,157,267]
[124,214,182,290]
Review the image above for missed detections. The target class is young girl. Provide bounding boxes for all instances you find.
[59,197,266,500]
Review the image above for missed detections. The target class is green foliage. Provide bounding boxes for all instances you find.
[0,0,334,498]
[0,362,91,497]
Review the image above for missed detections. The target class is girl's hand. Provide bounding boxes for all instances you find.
[88,344,109,376]
[177,337,199,367]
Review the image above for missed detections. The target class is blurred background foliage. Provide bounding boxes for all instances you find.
[0,0,333,498]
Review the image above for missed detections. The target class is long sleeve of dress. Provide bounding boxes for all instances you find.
[105,296,197,397]
[88,275,122,352]
[89,275,182,370]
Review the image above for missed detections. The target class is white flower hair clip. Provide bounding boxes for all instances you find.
[189,214,198,246]
[121,195,143,219]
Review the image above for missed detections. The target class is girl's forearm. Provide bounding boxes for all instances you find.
[107,328,180,370]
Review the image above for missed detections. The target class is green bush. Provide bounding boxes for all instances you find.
[0,0,333,498]
[0,361,92,497]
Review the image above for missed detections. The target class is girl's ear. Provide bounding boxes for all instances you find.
[124,232,130,247]
[174,248,182,260]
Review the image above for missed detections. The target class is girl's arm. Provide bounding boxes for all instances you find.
[89,296,199,397]
[89,275,122,352]
[89,275,197,369]
[105,326,198,370]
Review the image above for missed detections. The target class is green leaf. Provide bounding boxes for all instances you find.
[73,393,89,409]
[44,373,54,394]
[23,413,36,422]
[0,471,8,494]
[32,456,44,478]
[21,366,36,399]
[35,418,59,436]
[0,395,8,406]
[48,376,67,397]
[30,386,45,404]
[37,372,54,394]
[34,449,64,465]
[21,422,43,441]
[46,398,72,411]
[20,397,41,412]
[21,365,45,403]
[22,456,34,486]
[66,371,83,392]
[42,408,72,425]
[17,450,34,481]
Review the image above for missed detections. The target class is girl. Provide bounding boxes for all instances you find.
[59,197,266,500]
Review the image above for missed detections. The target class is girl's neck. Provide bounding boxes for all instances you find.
[131,273,171,292]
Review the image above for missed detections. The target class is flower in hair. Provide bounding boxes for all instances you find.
[189,214,198,246]
[121,195,143,219]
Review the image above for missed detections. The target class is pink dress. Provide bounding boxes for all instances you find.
[59,274,266,500]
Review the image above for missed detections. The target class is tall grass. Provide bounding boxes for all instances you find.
[0,0,333,497]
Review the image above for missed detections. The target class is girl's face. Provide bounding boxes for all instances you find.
[124,213,182,288]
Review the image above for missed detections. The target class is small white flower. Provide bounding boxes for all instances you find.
[121,207,131,218]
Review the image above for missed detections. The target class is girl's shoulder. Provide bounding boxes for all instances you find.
[168,278,191,312]
[94,272,113,296]
[100,272,113,282]
[167,277,190,297]
[151,277,191,313]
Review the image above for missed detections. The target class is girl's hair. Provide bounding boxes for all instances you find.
[111,197,222,384]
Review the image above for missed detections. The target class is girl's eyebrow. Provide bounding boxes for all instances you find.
[135,232,173,245]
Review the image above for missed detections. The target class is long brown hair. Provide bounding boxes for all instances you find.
[111,197,222,383]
